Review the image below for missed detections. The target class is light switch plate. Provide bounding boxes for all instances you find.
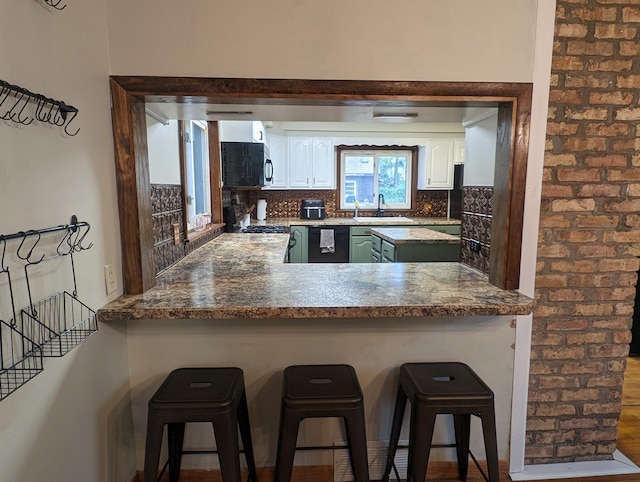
[104,264,117,294]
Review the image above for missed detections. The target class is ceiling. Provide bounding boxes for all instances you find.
[144,101,484,125]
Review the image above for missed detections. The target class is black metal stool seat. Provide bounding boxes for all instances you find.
[383,362,499,482]
[144,367,258,482]
[274,364,370,482]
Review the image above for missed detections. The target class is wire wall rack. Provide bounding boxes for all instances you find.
[0,216,96,400]
[0,79,80,136]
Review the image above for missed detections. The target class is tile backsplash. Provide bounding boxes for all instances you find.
[240,189,449,219]
[460,186,493,275]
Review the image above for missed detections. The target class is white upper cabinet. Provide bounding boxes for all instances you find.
[454,138,465,165]
[417,138,463,190]
[288,137,312,188]
[286,137,335,189]
[264,134,288,189]
[311,138,335,189]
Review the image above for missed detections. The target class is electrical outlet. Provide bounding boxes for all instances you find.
[470,239,481,253]
[104,264,117,295]
[172,223,180,245]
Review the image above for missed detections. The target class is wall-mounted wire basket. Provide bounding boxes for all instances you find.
[21,290,97,357]
[0,319,43,401]
[0,217,95,401]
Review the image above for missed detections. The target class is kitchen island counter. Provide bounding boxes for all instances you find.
[97,233,533,322]
[371,227,461,245]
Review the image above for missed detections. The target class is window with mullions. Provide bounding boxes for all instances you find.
[338,146,416,211]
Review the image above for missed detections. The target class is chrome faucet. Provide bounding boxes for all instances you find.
[376,193,385,217]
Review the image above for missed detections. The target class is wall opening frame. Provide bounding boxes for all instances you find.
[109,77,532,294]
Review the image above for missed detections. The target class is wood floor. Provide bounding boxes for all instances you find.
[138,358,640,481]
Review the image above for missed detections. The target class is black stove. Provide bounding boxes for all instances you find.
[240,225,287,234]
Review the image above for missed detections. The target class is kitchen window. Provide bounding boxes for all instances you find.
[338,145,417,211]
[182,120,212,233]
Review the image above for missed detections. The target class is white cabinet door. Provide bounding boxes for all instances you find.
[418,139,454,189]
[264,134,288,189]
[311,137,335,189]
[288,137,312,188]
[454,137,465,165]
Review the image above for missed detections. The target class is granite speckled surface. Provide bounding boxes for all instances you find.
[371,227,460,245]
[97,233,534,321]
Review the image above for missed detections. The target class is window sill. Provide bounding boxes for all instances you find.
[186,223,225,243]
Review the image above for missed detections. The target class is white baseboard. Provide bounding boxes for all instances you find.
[509,450,640,480]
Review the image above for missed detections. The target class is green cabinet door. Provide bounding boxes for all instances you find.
[350,226,374,263]
[289,226,308,263]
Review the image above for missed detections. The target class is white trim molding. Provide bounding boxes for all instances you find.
[510,450,640,481]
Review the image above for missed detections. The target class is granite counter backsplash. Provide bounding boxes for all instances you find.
[98,233,534,322]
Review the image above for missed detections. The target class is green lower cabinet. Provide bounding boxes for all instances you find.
[288,226,308,263]
[350,226,374,263]
[371,234,460,262]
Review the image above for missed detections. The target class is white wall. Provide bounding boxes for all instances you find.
[463,110,499,187]
[105,0,537,82]
[0,0,132,481]
[147,117,181,185]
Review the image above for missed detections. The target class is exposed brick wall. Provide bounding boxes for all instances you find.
[527,0,640,464]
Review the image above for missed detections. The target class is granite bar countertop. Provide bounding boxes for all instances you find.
[249,216,461,227]
[371,227,460,245]
[98,233,534,322]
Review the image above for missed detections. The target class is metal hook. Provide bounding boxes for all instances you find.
[16,230,45,265]
[56,228,73,256]
[75,223,93,251]
[13,94,34,125]
[44,0,67,10]
[66,224,82,252]
[61,105,80,136]
[0,236,8,272]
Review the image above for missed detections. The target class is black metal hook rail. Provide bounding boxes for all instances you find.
[0,79,79,136]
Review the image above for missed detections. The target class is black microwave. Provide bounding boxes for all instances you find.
[221,142,273,188]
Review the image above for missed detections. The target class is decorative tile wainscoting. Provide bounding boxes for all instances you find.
[244,189,449,218]
[460,186,493,275]
[151,184,224,275]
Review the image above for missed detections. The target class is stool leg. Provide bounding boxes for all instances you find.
[274,406,301,482]
[453,414,470,481]
[407,404,436,482]
[344,408,370,482]
[382,386,407,480]
[213,414,242,482]
[168,423,185,482]
[144,413,164,482]
[479,408,500,482]
[237,390,258,482]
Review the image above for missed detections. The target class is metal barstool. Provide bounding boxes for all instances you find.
[144,367,258,482]
[383,362,499,482]
[274,364,370,482]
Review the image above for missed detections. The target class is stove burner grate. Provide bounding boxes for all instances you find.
[240,225,287,234]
